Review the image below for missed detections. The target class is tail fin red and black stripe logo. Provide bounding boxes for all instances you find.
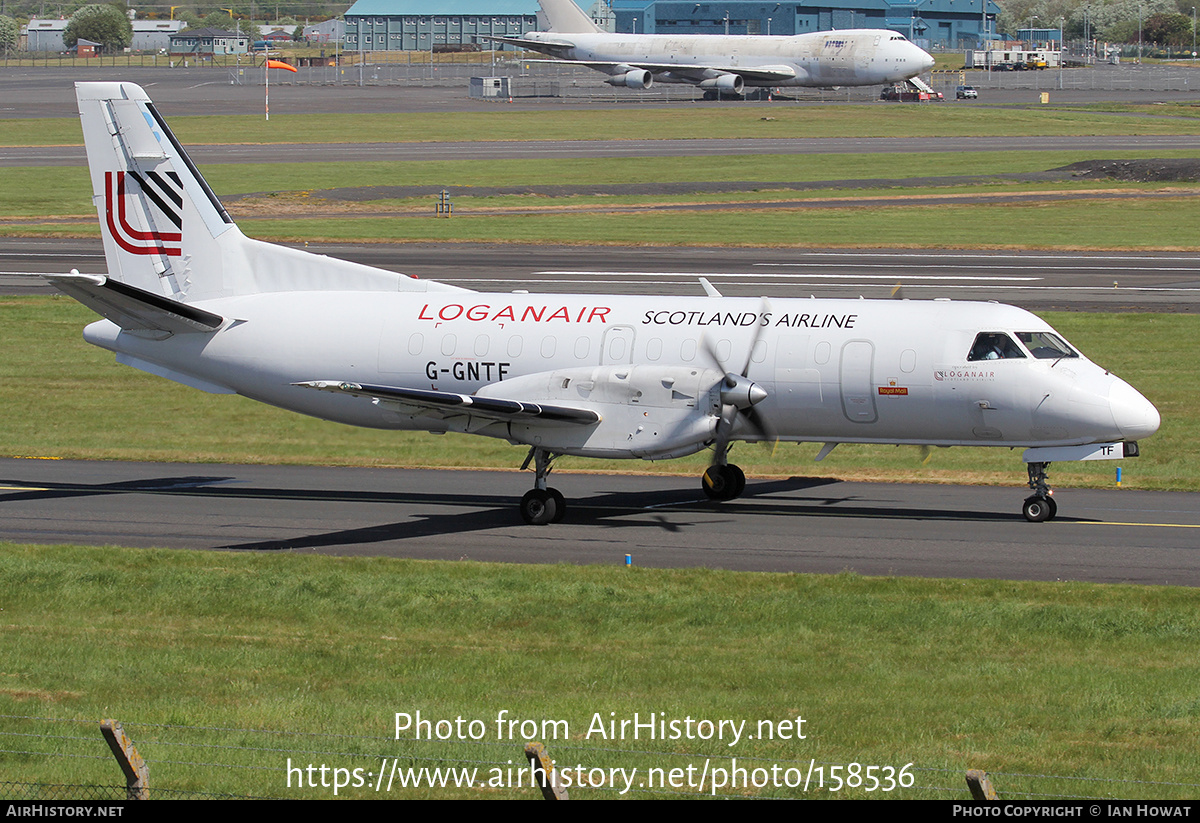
[104,170,182,256]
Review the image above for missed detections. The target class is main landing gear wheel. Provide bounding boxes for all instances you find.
[519,447,566,525]
[702,464,746,501]
[520,488,564,525]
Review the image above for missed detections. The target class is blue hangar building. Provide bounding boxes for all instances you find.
[344,0,1000,52]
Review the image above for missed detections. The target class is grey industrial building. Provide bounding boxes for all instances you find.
[23,18,187,53]
[344,0,539,51]
[344,0,999,51]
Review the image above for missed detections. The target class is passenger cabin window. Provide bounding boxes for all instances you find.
[1017,331,1078,359]
[967,332,1025,362]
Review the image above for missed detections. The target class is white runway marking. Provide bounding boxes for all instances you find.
[536,270,1040,281]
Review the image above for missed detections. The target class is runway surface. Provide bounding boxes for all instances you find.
[4,237,1198,311]
[7,134,1200,167]
[2,458,1197,585]
[4,64,1200,118]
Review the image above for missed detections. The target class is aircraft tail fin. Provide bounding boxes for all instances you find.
[75,82,453,303]
[538,0,602,33]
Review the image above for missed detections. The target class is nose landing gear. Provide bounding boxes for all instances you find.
[1023,461,1057,522]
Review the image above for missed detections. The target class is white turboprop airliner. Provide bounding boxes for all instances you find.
[53,82,1159,524]
[490,0,936,95]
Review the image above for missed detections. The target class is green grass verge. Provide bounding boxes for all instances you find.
[7,150,1200,251]
[10,150,1200,219]
[8,103,1200,147]
[10,196,1200,251]
[1047,102,1200,118]
[3,544,1199,799]
[2,298,1190,491]
[262,197,1200,250]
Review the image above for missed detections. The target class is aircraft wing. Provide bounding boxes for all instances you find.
[46,272,225,336]
[485,35,577,55]
[295,381,601,426]
[623,62,798,82]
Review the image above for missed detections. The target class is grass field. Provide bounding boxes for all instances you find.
[7,103,1200,147]
[6,150,1200,250]
[3,544,1199,799]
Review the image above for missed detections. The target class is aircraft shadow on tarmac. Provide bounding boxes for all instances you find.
[0,473,1076,553]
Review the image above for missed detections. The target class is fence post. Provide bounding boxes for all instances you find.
[100,719,149,800]
[524,741,569,800]
[965,769,997,800]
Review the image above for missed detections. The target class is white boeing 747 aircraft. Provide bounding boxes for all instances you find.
[51,82,1159,524]
[490,0,936,95]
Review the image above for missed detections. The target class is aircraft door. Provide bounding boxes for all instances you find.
[601,325,635,365]
[840,339,877,424]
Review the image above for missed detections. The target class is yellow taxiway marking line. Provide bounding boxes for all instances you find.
[1075,521,1200,529]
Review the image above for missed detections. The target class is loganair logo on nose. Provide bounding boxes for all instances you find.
[104,170,183,256]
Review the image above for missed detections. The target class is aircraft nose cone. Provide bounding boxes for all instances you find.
[918,49,935,72]
[1109,379,1160,440]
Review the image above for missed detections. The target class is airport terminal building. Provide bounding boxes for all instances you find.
[344,0,1000,51]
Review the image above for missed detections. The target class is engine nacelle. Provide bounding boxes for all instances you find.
[479,364,724,459]
[605,70,653,89]
[699,74,744,94]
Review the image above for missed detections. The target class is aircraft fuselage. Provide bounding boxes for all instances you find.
[83,292,1158,461]
[521,28,935,87]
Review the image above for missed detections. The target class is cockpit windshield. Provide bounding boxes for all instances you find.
[967,332,1025,361]
[1017,331,1078,359]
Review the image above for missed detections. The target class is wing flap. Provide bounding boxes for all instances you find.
[295,381,601,426]
[46,272,224,336]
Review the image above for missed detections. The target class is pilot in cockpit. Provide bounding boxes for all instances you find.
[968,332,1024,362]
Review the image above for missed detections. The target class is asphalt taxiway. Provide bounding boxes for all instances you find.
[4,64,1200,118]
[2,458,1197,585]
[4,238,1199,311]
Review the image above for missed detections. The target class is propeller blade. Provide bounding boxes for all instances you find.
[699,296,775,466]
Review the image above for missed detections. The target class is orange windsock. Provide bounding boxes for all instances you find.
[266,59,297,72]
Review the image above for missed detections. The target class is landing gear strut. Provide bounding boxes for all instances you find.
[1022,461,1057,522]
[520,447,565,525]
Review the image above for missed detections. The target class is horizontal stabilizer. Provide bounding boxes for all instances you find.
[46,272,224,337]
[295,381,601,425]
